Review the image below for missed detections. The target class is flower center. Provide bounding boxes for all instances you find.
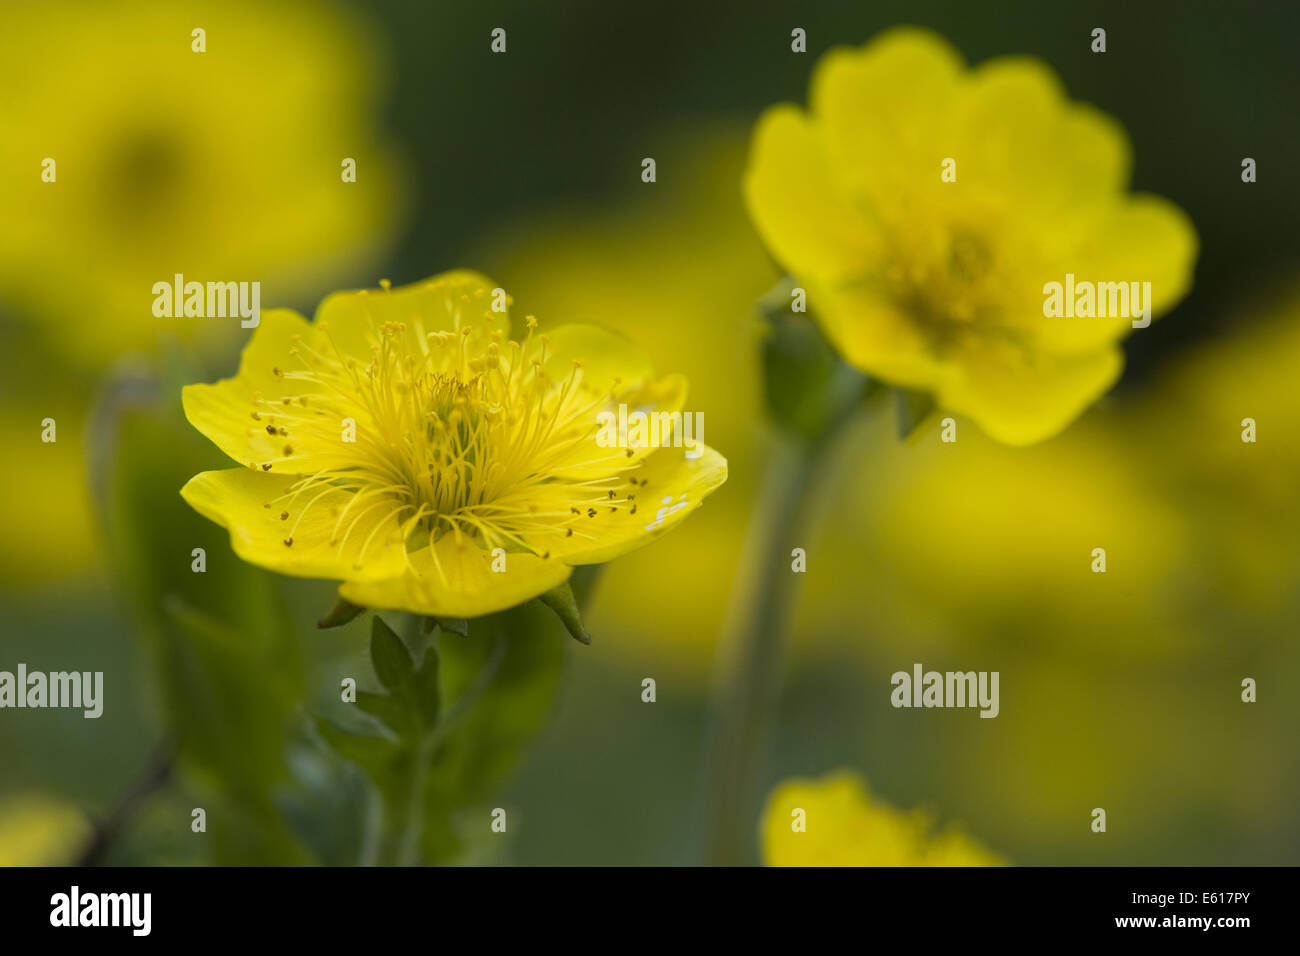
[880,224,1009,352]
[247,297,643,567]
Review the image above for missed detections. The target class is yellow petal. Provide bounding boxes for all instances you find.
[955,58,1130,209]
[540,323,654,394]
[942,343,1123,446]
[181,308,355,474]
[339,532,573,618]
[545,372,690,480]
[1033,196,1199,356]
[181,468,410,582]
[811,28,965,200]
[812,279,951,388]
[761,772,1005,867]
[743,106,878,283]
[1087,195,1199,316]
[538,443,728,565]
[312,269,511,365]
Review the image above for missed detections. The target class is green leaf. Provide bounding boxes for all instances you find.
[354,691,414,736]
[89,363,311,863]
[319,588,569,864]
[413,640,442,727]
[365,616,439,731]
[370,616,416,693]
[423,601,565,837]
[313,716,399,781]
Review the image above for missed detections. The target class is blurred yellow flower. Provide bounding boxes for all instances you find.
[0,795,90,866]
[0,0,406,365]
[180,271,726,618]
[0,400,100,585]
[744,27,1198,444]
[762,771,1004,866]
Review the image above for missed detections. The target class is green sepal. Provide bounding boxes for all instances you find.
[424,616,468,637]
[758,276,872,444]
[894,387,938,440]
[318,596,365,629]
[537,580,591,644]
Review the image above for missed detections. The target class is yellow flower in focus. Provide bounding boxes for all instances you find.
[762,771,1004,866]
[744,27,1198,444]
[180,271,727,618]
[0,0,406,365]
[0,795,90,866]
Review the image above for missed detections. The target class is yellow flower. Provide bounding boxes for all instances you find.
[744,27,1198,444]
[761,771,1005,866]
[0,0,406,366]
[180,271,727,618]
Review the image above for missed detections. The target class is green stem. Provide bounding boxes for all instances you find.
[77,738,176,866]
[703,369,862,866]
[388,612,433,867]
[392,736,434,866]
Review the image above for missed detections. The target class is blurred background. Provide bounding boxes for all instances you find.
[1,0,1298,865]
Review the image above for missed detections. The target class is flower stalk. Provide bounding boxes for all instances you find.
[704,293,868,864]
